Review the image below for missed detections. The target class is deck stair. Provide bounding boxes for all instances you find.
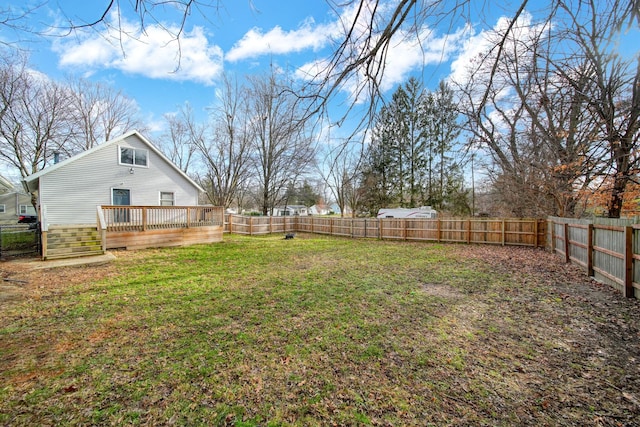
[45,225,104,260]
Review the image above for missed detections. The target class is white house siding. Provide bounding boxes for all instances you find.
[38,134,200,226]
[0,192,36,223]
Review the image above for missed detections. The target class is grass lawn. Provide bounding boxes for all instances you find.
[1,234,639,426]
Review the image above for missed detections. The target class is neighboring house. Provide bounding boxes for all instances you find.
[309,204,331,216]
[0,175,37,223]
[23,130,204,228]
[272,205,308,216]
[308,203,353,216]
[0,191,37,223]
[330,203,353,216]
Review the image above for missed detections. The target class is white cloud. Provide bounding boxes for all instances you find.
[53,13,223,85]
[226,17,337,62]
[448,11,546,89]
[377,25,470,93]
[296,22,470,103]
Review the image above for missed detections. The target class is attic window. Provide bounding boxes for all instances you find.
[120,147,148,167]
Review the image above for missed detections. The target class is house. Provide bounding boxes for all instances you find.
[272,205,308,216]
[0,175,37,224]
[0,191,37,223]
[308,204,331,216]
[23,130,223,259]
[24,130,204,227]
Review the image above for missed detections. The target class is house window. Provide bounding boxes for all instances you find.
[0,204,5,213]
[119,146,148,167]
[19,205,28,214]
[160,192,175,206]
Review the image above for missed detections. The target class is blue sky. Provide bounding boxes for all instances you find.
[2,1,513,132]
[3,1,637,139]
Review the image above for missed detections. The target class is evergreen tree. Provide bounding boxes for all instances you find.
[359,79,464,215]
[421,81,462,211]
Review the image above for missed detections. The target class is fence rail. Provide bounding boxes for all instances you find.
[226,215,546,247]
[548,216,640,299]
[102,206,224,232]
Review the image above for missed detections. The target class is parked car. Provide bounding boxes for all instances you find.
[18,214,37,224]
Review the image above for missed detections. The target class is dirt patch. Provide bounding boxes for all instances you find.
[0,283,23,302]
[420,282,463,298]
[0,258,117,305]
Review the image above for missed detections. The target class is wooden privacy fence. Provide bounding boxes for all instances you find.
[226,215,546,247]
[548,216,640,299]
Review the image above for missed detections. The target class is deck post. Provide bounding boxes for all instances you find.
[142,207,147,232]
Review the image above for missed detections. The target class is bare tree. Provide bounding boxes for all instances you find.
[319,137,364,217]
[66,76,143,151]
[196,75,253,208]
[247,70,317,215]
[455,0,639,218]
[0,3,45,48]
[556,1,640,218]
[159,103,199,174]
[0,55,75,206]
[453,13,590,217]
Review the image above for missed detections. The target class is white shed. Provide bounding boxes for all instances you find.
[376,206,437,219]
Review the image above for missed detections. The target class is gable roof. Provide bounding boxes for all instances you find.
[23,130,204,193]
[0,174,16,192]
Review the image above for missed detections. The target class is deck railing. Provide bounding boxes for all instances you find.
[100,205,224,232]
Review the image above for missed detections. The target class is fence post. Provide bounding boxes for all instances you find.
[467,219,471,244]
[550,220,556,253]
[403,219,407,240]
[229,215,233,234]
[437,219,441,242]
[624,226,634,298]
[563,223,570,263]
[501,220,506,246]
[250,216,253,236]
[379,219,383,240]
[587,223,594,276]
[534,219,539,247]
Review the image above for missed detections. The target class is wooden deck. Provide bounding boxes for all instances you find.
[100,205,224,250]
[40,206,224,259]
